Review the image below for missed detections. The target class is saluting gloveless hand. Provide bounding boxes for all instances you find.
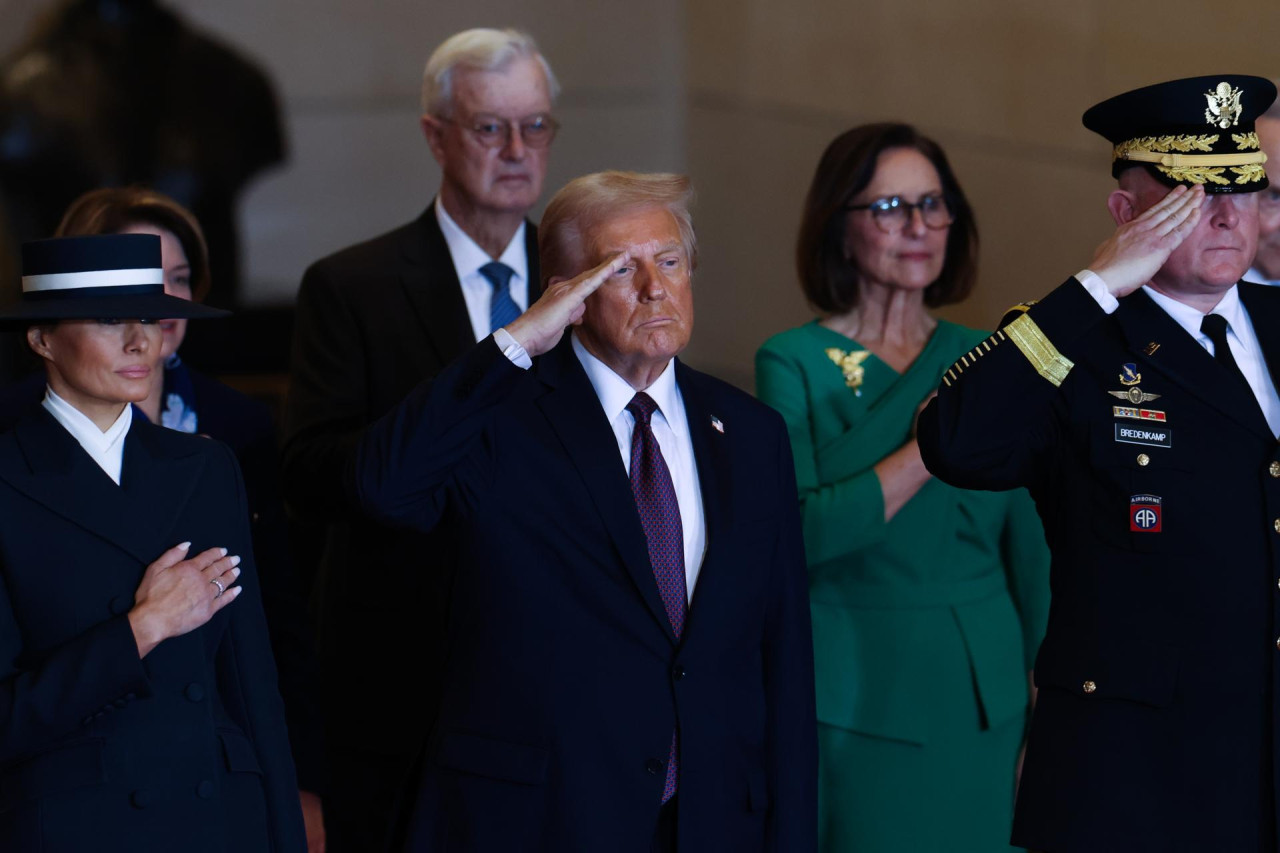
[504,251,631,357]
[1089,183,1205,297]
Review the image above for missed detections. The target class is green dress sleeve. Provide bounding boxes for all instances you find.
[1000,487,1051,671]
[755,340,888,565]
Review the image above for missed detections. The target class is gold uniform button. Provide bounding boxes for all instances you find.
[1274,519,1280,534]
[1136,454,1150,466]
[1271,461,1280,478]
[1082,680,1097,694]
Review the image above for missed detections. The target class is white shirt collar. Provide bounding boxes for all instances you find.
[41,386,132,485]
[434,196,528,285]
[1142,283,1251,352]
[570,333,682,431]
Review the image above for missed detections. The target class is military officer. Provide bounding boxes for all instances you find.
[917,75,1280,852]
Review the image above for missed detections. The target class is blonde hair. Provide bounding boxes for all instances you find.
[421,28,559,115]
[538,171,697,286]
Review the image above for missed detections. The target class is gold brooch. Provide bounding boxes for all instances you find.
[1205,81,1243,129]
[825,347,872,396]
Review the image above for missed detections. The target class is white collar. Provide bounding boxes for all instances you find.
[41,386,132,484]
[1142,283,1251,351]
[571,333,682,431]
[434,196,528,284]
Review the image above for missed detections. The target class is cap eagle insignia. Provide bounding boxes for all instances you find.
[1205,82,1243,129]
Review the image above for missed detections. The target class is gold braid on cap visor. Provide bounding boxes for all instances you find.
[1112,133,1268,186]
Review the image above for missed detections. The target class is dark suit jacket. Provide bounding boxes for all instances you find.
[352,335,818,852]
[282,208,540,756]
[0,371,327,795]
[0,410,305,852]
[919,279,1280,852]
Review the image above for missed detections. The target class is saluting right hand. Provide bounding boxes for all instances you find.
[504,251,631,357]
[128,542,242,658]
[1089,183,1204,298]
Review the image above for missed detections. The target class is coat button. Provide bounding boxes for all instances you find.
[672,665,686,681]
[645,758,664,775]
[1082,680,1097,694]
[196,780,216,799]
[1274,519,1280,534]
[108,595,131,616]
[184,683,205,702]
[131,789,153,809]
[1270,461,1280,478]
[1136,454,1150,466]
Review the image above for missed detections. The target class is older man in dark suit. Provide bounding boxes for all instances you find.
[281,28,559,853]
[354,171,817,852]
[919,75,1280,851]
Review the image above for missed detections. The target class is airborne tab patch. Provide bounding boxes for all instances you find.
[1130,494,1163,532]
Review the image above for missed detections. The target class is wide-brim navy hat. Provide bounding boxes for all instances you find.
[4,234,230,323]
[1083,74,1277,193]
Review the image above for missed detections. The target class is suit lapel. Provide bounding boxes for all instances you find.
[401,204,544,369]
[674,362,731,617]
[534,339,677,642]
[1,410,206,564]
[1115,289,1272,441]
[1238,282,1280,423]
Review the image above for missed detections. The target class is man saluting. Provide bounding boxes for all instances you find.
[919,75,1280,851]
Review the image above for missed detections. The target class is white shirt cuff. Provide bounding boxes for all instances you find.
[493,328,532,369]
[1076,269,1119,315]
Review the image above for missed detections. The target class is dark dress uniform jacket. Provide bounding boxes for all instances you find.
[0,409,305,852]
[352,336,818,852]
[282,208,540,776]
[918,278,1280,852]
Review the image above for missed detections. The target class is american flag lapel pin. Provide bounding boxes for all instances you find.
[710,415,724,434]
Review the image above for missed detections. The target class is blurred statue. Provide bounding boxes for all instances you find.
[0,0,286,309]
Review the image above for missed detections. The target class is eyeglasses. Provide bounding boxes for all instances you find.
[438,113,560,149]
[846,194,954,233]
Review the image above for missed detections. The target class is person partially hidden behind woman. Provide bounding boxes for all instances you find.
[0,234,305,851]
[756,123,1050,852]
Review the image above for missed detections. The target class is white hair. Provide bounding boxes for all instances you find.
[420,28,560,116]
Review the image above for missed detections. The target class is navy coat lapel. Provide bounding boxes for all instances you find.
[1114,288,1272,441]
[400,204,545,369]
[673,362,732,624]
[533,338,677,643]
[1,409,206,565]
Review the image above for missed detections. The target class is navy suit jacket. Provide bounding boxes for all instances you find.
[0,410,304,851]
[351,335,818,852]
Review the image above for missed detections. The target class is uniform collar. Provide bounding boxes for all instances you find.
[1142,283,1251,351]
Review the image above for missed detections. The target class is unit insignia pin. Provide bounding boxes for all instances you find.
[1144,342,1160,356]
[1130,494,1163,532]
[1119,363,1142,386]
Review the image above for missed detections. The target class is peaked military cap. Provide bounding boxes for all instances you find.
[1083,74,1277,193]
[5,234,229,322]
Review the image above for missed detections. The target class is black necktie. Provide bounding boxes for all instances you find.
[1200,313,1251,390]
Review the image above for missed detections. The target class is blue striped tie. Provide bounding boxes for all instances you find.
[481,262,521,333]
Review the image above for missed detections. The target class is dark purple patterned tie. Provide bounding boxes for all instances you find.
[626,392,685,803]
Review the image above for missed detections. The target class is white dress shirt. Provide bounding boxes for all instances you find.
[1077,272,1280,436]
[570,334,707,601]
[435,197,529,342]
[42,387,132,484]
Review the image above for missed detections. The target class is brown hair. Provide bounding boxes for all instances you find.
[796,123,977,314]
[55,187,212,302]
[539,171,696,286]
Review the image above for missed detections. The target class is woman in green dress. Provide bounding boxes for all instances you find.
[756,123,1050,852]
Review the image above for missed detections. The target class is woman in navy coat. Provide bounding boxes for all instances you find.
[0,234,305,851]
